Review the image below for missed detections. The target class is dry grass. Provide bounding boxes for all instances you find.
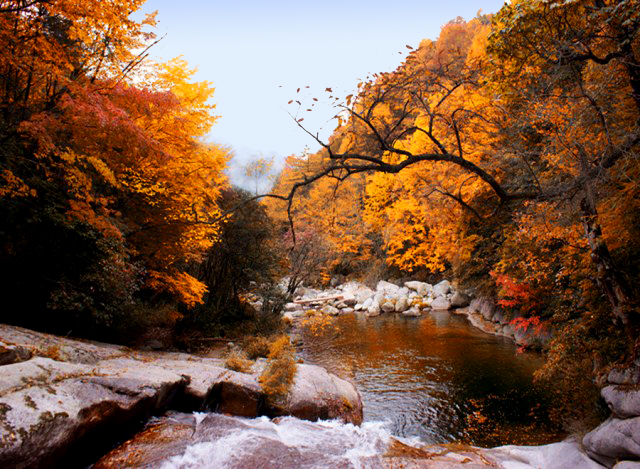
[224,349,254,373]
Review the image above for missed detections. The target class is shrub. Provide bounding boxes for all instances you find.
[224,349,254,373]
[258,335,297,403]
[243,335,272,359]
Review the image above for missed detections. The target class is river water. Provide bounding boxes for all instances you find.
[297,311,562,447]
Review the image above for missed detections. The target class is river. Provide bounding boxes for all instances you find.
[297,311,562,447]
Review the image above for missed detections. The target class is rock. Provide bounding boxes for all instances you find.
[608,367,640,385]
[361,297,373,310]
[341,308,354,314]
[0,324,364,467]
[367,303,381,317]
[354,304,363,311]
[602,385,640,419]
[281,364,362,424]
[405,281,433,296]
[376,280,399,294]
[450,291,470,308]
[431,296,452,310]
[0,343,32,366]
[284,302,303,312]
[341,294,357,307]
[583,416,640,465]
[404,280,425,291]
[488,438,605,469]
[321,305,340,316]
[402,307,421,317]
[380,301,396,313]
[395,297,409,312]
[470,297,496,321]
[0,356,188,469]
[374,292,385,306]
[283,311,304,320]
[433,280,451,297]
[613,461,640,468]
[492,308,508,325]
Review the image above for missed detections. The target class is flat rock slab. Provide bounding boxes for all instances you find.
[0,324,363,467]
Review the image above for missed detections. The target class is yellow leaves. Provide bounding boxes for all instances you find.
[141,10,159,27]
[147,270,208,308]
[0,170,36,199]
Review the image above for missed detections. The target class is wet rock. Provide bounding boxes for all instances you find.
[583,416,640,466]
[341,308,354,314]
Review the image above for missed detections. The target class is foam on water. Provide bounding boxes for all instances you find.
[159,415,394,469]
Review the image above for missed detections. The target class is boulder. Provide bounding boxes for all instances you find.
[380,301,396,313]
[583,416,640,465]
[376,280,399,294]
[602,386,640,419]
[367,304,381,317]
[402,307,421,317]
[433,280,451,297]
[470,297,496,321]
[361,297,373,310]
[282,364,362,425]
[321,305,340,316]
[395,297,409,312]
[450,291,471,308]
[608,366,640,385]
[354,304,363,311]
[341,308,354,314]
[431,296,452,310]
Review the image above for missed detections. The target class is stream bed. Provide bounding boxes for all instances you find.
[297,311,563,447]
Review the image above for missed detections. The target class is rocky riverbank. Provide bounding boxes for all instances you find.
[0,324,362,468]
[285,279,551,348]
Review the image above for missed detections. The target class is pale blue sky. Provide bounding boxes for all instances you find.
[133,0,507,167]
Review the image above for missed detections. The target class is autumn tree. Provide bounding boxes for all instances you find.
[0,1,230,339]
[272,4,639,370]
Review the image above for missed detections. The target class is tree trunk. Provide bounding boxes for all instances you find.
[580,194,636,330]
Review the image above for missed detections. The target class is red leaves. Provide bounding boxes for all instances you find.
[325,87,332,92]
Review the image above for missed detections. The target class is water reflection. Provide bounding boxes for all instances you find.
[298,312,562,447]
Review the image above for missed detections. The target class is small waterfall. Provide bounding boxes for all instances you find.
[159,414,396,469]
